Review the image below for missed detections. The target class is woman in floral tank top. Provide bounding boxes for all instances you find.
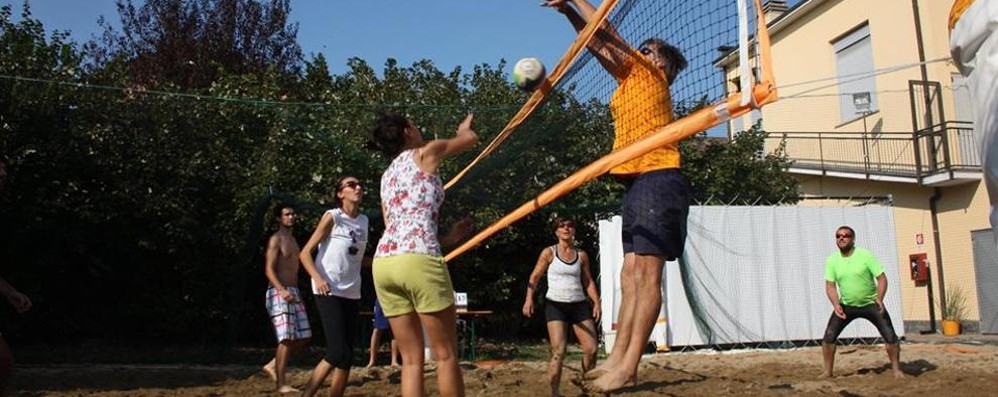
[368,113,477,397]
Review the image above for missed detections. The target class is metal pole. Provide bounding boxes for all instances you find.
[912,0,937,168]
[923,266,938,334]
[929,187,946,331]
[863,113,870,177]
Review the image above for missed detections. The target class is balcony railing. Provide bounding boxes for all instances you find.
[915,120,980,172]
[766,121,980,185]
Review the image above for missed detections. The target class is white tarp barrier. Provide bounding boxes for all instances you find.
[598,205,904,350]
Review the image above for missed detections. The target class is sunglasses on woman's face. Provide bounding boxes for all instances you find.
[340,181,362,190]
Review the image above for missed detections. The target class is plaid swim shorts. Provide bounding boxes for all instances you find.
[266,286,312,342]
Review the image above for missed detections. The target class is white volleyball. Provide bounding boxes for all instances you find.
[512,57,546,91]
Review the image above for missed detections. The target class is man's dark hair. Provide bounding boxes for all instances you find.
[273,202,295,220]
[836,225,856,238]
[639,38,688,84]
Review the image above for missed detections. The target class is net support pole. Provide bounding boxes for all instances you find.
[754,0,778,103]
[738,0,752,106]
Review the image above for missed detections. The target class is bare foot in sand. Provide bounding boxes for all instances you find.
[277,384,299,393]
[587,370,637,393]
[583,361,617,380]
[583,368,606,380]
[262,359,277,382]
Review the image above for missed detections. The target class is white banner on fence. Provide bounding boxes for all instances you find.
[598,205,905,350]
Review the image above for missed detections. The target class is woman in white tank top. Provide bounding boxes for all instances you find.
[299,175,369,397]
[522,216,602,397]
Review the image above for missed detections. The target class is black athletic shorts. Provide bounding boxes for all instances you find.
[545,300,594,325]
[621,168,690,259]
[822,303,899,344]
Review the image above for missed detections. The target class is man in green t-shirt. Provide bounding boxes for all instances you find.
[821,226,904,379]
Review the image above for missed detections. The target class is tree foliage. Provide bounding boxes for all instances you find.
[88,0,302,89]
[682,121,800,204]
[0,1,798,347]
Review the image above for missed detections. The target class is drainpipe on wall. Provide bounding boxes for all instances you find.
[911,0,936,164]
[929,187,946,333]
[911,0,929,82]
[912,0,944,334]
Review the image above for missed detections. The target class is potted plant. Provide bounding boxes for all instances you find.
[940,285,968,336]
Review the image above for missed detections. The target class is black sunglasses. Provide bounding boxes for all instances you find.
[348,232,359,255]
[340,181,362,190]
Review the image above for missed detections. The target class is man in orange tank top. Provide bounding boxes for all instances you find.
[545,0,690,393]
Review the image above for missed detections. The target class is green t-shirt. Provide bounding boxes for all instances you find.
[824,247,884,307]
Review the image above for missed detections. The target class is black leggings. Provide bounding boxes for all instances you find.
[315,295,359,369]
[822,303,899,344]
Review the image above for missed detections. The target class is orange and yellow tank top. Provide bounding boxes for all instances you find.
[608,52,680,177]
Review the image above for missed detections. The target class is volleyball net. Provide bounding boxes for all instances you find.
[444,0,779,262]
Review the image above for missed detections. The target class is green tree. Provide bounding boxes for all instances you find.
[681,120,800,204]
[0,0,800,348]
[88,0,302,89]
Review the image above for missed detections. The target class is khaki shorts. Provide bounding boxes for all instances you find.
[373,254,455,317]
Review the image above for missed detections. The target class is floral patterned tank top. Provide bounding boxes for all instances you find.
[376,149,444,257]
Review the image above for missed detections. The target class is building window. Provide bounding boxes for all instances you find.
[833,24,878,123]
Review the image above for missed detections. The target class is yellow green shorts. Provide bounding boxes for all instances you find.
[373,254,455,317]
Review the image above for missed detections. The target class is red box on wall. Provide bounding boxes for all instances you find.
[908,253,929,282]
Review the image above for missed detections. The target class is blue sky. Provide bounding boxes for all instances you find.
[6,0,804,76]
[5,0,574,75]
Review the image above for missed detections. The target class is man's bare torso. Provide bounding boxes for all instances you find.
[270,231,301,288]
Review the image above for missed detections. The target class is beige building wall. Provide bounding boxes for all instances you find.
[759,0,951,132]
[727,0,966,170]
[724,0,990,327]
[797,176,990,324]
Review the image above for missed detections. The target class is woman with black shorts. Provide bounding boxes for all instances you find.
[523,216,602,397]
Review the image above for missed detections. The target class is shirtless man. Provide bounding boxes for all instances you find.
[263,203,312,393]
